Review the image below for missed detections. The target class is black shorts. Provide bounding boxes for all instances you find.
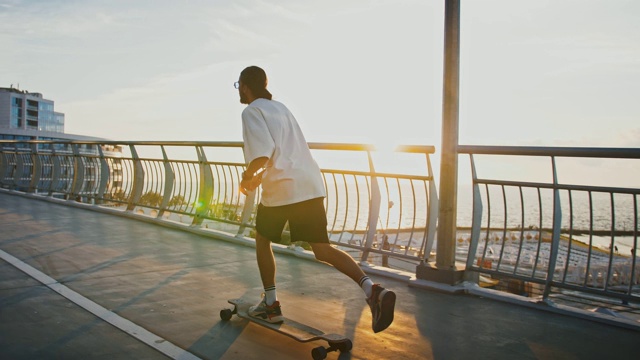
[255,197,330,244]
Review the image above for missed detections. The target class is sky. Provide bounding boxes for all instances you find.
[1,0,640,184]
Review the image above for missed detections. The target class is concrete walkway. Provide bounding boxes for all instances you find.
[0,192,637,360]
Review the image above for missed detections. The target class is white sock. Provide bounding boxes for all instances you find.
[359,276,374,298]
[264,286,277,305]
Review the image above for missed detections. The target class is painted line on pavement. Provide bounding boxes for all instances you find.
[0,249,201,360]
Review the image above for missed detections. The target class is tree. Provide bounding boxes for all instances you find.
[168,195,186,207]
[139,191,162,207]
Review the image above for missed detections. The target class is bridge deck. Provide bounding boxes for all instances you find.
[0,192,636,359]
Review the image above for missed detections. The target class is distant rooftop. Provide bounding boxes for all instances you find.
[0,86,44,98]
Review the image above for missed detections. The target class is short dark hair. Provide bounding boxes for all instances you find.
[240,66,273,100]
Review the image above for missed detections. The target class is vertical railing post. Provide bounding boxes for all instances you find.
[361,150,381,263]
[193,146,214,226]
[49,147,61,196]
[158,145,175,219]
[544,156,562,299]
[13,143,24,190]
[466,154,483,269]
[126,144,144,211]
[96,145,110,203]
[423,152,439,260]
[29,143,41,193]
[0,146,7,188]
[70,144,86,201]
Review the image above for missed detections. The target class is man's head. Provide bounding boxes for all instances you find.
[237,66,273,104]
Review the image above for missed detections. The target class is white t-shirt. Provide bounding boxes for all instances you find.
[242,98,326,207]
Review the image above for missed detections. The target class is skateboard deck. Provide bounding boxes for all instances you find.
[220,298,352,359]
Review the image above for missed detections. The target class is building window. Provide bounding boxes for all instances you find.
[10,96,23,128]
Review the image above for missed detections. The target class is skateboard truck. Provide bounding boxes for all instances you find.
[220,298,353,360]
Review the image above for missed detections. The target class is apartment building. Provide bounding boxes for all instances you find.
[0,86,68,138]
[0,86,123,198]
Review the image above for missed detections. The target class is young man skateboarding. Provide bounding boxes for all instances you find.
[236,66,396,333]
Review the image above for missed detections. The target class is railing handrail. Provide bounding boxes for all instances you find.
[0,139,436,155]
[459,145,640,159]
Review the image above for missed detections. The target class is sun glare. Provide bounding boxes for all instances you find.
[369,139,431,176]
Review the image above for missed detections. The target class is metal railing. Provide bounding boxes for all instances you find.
[458,145,640,320]
[0,140,438,273]
[3,139,640,326]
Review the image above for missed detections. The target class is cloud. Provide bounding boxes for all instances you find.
[3,0,639,152]
[63,60,246,141]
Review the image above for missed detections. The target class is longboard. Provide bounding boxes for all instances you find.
[220,298,352,360]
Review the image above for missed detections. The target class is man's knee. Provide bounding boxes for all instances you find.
[311,243,335,263]
[255,233,272,247]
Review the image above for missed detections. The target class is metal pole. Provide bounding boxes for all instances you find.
[436,0,461,270]
[415,0,463,283]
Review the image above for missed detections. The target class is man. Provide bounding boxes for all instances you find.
[236,66,395,333]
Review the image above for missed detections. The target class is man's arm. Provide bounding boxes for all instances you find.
[240,156,269,195]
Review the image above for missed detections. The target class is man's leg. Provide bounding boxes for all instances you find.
[248,232,284,323]
[310,242,396,333]
[255,232,276,289]
[309,243,365,283]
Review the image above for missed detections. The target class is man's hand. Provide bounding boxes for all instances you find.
[239,168,265,195]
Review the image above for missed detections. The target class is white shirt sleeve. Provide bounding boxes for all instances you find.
[242,106,274,164]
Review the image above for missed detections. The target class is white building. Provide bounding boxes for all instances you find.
[0,86,123,198]
[0,86,101,142]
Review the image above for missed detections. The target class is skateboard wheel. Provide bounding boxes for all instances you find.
[335,339,352,353]
[311,346,327,360]
[220,309,233,321]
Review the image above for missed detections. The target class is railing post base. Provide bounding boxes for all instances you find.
[416,261,465,285]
